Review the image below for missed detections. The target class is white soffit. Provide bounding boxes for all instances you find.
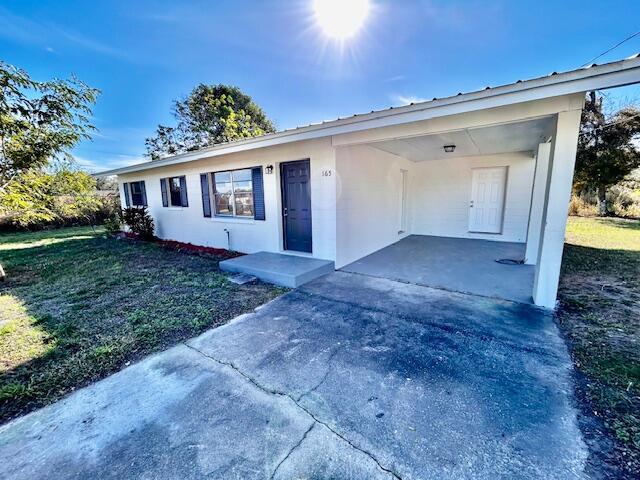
[368,117,555,162]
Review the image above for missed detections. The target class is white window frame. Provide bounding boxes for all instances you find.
[212,169,254,218]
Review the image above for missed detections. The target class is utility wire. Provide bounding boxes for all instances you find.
[578,110,640,136]
[581,29,640,67]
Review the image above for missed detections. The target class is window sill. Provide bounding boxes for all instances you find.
[211,216,256,225]
[166,206,184,211]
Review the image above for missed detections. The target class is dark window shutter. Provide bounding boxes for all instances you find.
[160,178,168,207]
[179,176,189,207]
[123,182,131,207]
[140,181,148,206]
[200,174,211,217]
[252,167,265,221]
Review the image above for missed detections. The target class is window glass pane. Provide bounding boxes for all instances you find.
[233,169,251,183]
[211,169,255,217]
[214,181,232,194]
[169,177,182,206]
[233,180,252,193]
[234,192,254,217]
[214,193,232,215]
[130,181,144,206]
[214,171,231,183]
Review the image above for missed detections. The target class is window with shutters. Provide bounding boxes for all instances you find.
[212,169,254,217]
[163,176,187,207]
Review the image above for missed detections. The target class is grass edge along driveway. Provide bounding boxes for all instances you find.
[0,226,285,423]
[558,216,640,476]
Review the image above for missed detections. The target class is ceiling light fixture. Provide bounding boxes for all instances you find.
[443,145,456,153]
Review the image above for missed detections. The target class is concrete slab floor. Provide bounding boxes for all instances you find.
[0,272,588,479]
[342,235,536,304]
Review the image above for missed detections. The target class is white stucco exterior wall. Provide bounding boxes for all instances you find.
[409,152,535,243]
[335,144,414,268]
[119,137,337,261]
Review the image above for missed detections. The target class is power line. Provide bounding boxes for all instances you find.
[581,29,640,67]
[578,110,640,136]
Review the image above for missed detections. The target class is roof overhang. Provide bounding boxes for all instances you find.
[367,116,556,162]
[96,54,640,177]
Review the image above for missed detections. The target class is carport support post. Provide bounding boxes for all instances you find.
[533,109,583,308]
[525,142,552,265]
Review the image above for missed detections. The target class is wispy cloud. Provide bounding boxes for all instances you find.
[71,155,102,172]
[54,28,124,58]
[103,155,148,169]
[384,75,405,83]
[0,6,127,60]
[73,154,147,173]
[390,94,428,106]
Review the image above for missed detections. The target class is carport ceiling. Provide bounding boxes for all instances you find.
[368,117,555,162]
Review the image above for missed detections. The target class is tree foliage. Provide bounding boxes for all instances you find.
[575,92,640,215]
[0,163,104,228]
[121,207,155,240]
[145,84,275,160]
[0,62,99,190]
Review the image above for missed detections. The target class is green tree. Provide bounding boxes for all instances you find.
[145,84,275,160]
[0,62,99,190]
[0,169,54,227]
[575,92,640,215]
[0,163,101,228]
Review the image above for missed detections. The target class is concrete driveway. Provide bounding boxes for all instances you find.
[0,272,587,479]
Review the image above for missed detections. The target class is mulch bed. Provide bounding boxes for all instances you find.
[118,232,243,260]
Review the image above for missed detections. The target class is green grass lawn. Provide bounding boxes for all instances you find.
[0,226,284,423]
[559,216,640,474]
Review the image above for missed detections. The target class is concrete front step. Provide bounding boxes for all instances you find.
[219,252,335,288]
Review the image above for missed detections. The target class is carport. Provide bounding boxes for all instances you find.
[331,88,590,308]
[327,56,640,308]
[342,235,535,303]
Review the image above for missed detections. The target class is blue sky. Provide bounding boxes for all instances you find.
[1,0,639,171]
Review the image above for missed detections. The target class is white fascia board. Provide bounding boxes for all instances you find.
[96,55,640,177]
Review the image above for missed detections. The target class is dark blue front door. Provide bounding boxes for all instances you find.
[281,160,312,253]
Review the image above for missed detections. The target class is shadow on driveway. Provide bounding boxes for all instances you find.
[0,272,588,479]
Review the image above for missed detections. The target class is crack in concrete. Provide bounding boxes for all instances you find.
[184,343,402,480]
[296,346,342,402]
[269,422,315,479]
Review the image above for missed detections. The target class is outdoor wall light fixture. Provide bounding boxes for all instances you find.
[443,145,456,153]
[265,164,274,174]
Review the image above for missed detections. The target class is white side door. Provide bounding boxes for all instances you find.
[469,166,507,233]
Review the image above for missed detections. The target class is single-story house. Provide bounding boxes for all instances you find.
[98,54,640,309]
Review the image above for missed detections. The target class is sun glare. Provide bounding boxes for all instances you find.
[314,0,370,39]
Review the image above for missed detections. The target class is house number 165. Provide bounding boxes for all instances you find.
[321,169,332,177]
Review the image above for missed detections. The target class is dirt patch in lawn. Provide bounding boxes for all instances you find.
[0,226,286,424]
[557,217,640,478]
